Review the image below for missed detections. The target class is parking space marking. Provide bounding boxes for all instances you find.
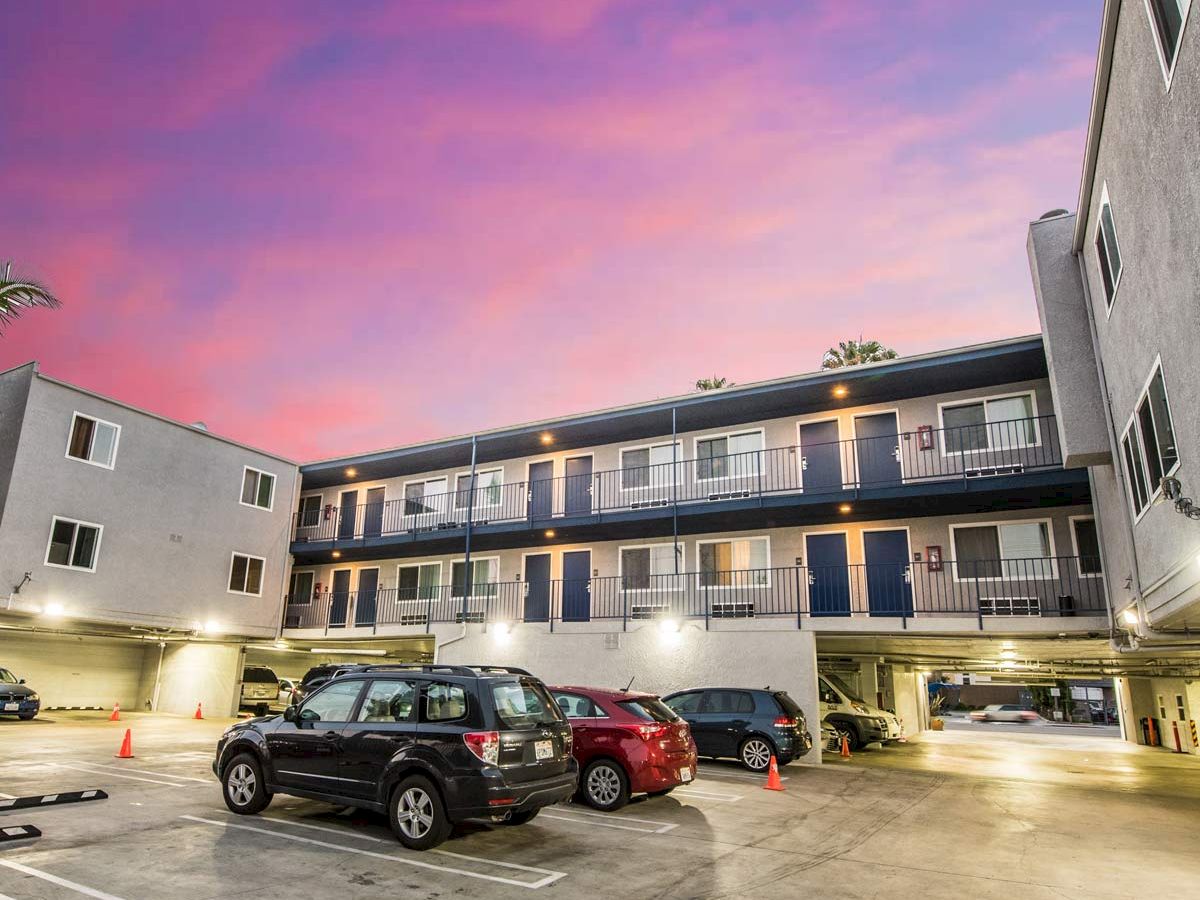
[53,763,187,787]
[0,859,127,900]
[0,793,15,800]
[540,809,678,834]
[65,761,211,784]
[672,787,743,802]
[697,767,787,782]
[260,816,386,842]
[180,816,567,889]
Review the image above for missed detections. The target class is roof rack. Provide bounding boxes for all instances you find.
[344,664,533,677]
[459,665,533,676]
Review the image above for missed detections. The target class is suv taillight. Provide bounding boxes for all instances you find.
[773,716,796,727]
[463,731,500,765]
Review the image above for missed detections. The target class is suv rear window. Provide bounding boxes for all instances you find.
[491,681,563,730]
[617,697,679,723]
[243,667,277,683]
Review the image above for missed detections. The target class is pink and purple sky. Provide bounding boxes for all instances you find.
[0,1,1099,461]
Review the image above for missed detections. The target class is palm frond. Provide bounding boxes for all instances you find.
[0,265,62,333]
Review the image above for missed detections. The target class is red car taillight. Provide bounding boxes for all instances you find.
[624,723,670,741]
[773,716,796,728]
[463,731,500,765]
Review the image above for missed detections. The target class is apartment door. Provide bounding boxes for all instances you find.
[805,533,850,616]
[523,553,551,622]
[561,550,592,622]
[329,569,352,627]
[337,490,358,539]
[363,487,385,538]
[864,530,913,617]
[564,456,593,516]
[855,412,902,486]
[798,420,842,493]
[528,461,554,519]
[354,569,379,627]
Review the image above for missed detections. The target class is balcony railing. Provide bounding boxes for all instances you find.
[293,415,1064,543]
[282,555,1105,632]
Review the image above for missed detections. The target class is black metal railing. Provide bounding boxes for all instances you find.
[281,555,1105,633]
[292,415,1064,543]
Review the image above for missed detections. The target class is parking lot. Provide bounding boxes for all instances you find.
[2,712,1198,899]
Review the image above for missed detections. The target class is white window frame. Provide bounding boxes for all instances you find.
[402,476,450,520]
[692,428,765,483]
[65,411,121,470]
[1121,357,1181,521]
[240,465,277,512]
[618,542,685,592]
[1145,0,1193,88]
[228,551,267,597]
[695,535,772,589]
[288,570,316,605]
[43,515,104,573]
[618,441,682,491]
[936,391,1041,456]
[454,467,504,510]
[450,555,500,599]
[1068,515,1104,578]
[947,518,1057,583]
[1095,182,1124,315]
[396,561,443,602]
[297,494,323,529]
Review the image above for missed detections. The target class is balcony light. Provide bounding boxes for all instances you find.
[202,619,222,635]
[331,550,341,559]
[346,467,358,478]
[41,601,66,618]
[540,432,553,445]
[659,618,680,634]
[544,529,556,538]
[833,386,848,399]
[1120,607,1139,627]
[838,504,852,514]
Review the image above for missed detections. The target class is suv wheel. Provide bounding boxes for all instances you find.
[390,775,452,850]
[581,759,629,811]
[221,753,271,815]
[739,736,773,772]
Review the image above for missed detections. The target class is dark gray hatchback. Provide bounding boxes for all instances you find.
[662,687,812,771]
[213,664,577,850]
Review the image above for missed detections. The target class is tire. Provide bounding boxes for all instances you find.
[504,809,540,826]
[739,736,774,772]
[18,712,36,721]
[832,721,861,751]
[581,759,630,811]
[389,775,452,851]
[221,753,271,815]
[255,703,269,717]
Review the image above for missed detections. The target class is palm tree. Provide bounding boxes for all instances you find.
[0,262,61,334]
[694,376,732,391]
[820,338,898,369]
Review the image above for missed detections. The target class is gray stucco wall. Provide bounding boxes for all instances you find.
[0,364,35,528]
[0,374,300,638]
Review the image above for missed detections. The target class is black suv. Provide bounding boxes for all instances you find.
[291,663,359,704]
[213,664,577,850]
[662,688,812,771]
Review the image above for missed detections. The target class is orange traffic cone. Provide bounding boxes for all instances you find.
[109,703,120,722]
[194,702,203,720]
[115,728,134,758]
[763,755,786,792]
[840,735,852,759]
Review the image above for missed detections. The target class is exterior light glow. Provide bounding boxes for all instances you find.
[331,550,341,558]
[346,467,358,478]
[833,386,848,398]
[659,618,680,634]
[540,433,553,445]
[544,529,556,538]
[203,619,222,634]
[1121,608,1139,627]
[838,504,852,513]
[1000,649,1016,659]
[273,640,289,650]
[309,647,387,656]
[492,621,512,642]
[42,601,66,618]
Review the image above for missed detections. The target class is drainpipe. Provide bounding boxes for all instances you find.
[461,435,478,624]
[150,640,166,711]
[671,408,680,575]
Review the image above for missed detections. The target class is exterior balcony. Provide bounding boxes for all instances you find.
[290,415,1085,564]
[281,555,1107,637]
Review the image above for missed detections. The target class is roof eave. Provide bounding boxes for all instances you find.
[1072,0,1122,253]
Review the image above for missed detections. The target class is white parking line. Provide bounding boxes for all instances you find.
[541,809,677,834]
[672,787,743,802]
[0,792,15,800]
[260,816,385,842]
[53,763,185,787]
[0,859,127,900]
[180,815,567,889]
[697,767,787,782]
[65,761,210,783]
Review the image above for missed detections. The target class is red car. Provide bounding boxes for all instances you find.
[549,685,698,811]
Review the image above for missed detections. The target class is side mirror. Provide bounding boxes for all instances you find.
[18,678,26,684]
[283,705,298,723]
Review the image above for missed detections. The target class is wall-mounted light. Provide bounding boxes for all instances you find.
[1120,607,1139,627]
[838,504,852,514]
[195,619,223,635]
[1000,649,1016,660]
[833,386,848,399]
[42,601,65,618]
[331,550,341,559]
[492,621,512,644]
[659,618,680,634]
[544,529,556,539]
[346,467,358,478]
[540,433,554,445]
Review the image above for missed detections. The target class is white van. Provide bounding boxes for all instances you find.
[818,671,902,750]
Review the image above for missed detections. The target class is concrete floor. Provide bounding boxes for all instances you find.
[1,712,1198,899]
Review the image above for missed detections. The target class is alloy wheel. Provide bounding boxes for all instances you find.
[742,738,771,771]
[587,764,622,806]
[227,763,256,807]
[397,787,435,840]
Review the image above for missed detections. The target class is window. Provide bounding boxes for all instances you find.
[398,562,441,601]
[617,697,678,722]
[455,469,502,509]
[620,544,681,590]
[1158,694,1167,718]
[45,517,102,571]
[1071,518,1103,576]
[620,442,680,490]
[424,682,468,722]
[1176,694,1187,720]
[696,431,763,480]
[951,521,1053,580]
[358,680,417,723]
[703,690,755,714]
[664,691,702,714]
[492,681,561,728]
[1095,185,1123,308]
[229,553,265,595]
[1122,363,1180,515]
[551,691,601,718]
[940,393,1037,453]
[404,478,448,516]
[297,495,322,528]
[300,679,363,724]
[288,571,314,604]
[66,413,120,469]
[451,557,497,598]
[240,467,275,510]
[698,537,770,587]
[1146,0,1192,81]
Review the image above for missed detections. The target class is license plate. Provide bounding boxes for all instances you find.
[534,740,554,760]
[3,703,18,712]
[680,767,693,782]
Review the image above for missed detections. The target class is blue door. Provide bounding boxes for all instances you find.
[799,420,843,493]
[855,412,902,486]
[523,553,551,622]
[329,569,351,627]
[864,530,913,617]
[562,550,591,622]
[354,569,379,626]
[528,461,554,519]
[564,456,592,516]
[363,487,385,538]
[337,490,358,539]
[805,533,850,616]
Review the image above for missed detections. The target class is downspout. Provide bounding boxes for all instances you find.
[150,640,166,711]
[671,408,679,574]
[461,435,478,624]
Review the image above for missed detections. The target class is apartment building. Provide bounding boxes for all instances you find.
[279,336,1108,744]
[1027,0,1200,748]
[0,362,300,715]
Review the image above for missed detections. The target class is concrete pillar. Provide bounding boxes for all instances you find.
[857,661,881,708]
[140,641,242,717]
